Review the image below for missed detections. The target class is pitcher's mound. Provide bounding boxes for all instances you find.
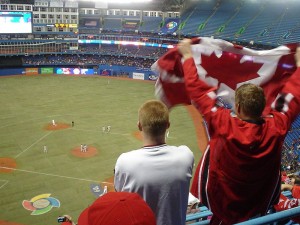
[44,123,71,131]
[0,157,17,173]
[71,146,98,158]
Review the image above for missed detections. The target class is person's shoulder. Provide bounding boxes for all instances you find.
[117,148,143,160]
[171,145,194,165]
[177,145,192,151]
[263,112,289,131]
[172,145,194,157]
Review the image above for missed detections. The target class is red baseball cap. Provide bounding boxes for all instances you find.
[78,192,156,225]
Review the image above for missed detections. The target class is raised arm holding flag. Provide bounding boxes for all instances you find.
[153,38,300,224]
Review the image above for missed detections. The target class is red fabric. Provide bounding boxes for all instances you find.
[292,185,300,198]
[185,56,300,224]
[78,192,156,225]
[153,38,300,224]
[153,37,298,114]
[274,194,300,223]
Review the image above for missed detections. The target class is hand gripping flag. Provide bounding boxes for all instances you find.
[152,37,298,114]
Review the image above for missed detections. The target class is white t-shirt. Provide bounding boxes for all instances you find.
[114,144,194,225]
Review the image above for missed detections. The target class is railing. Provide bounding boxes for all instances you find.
[186,191,300,225]
[235,207,300,225]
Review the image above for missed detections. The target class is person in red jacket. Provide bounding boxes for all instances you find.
[178,39,300,225]
[275,181,300,223]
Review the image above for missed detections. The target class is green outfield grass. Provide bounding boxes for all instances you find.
[0,75,202,225]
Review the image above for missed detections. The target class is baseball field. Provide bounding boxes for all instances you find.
[0,74,206,225]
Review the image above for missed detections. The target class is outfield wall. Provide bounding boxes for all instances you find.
[0,66,158,81]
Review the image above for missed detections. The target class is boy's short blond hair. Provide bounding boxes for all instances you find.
[138,100,169,136]
[235,83,266,118]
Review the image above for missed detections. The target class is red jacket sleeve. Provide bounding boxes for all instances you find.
[182,58,219,116]
[182,57,232,136]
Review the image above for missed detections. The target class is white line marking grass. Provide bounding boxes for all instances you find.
[15,132,53,159]
[0,166,104,183]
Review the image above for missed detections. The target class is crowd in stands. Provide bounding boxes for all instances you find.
[0,34,78,40]
[280,116,300,173]
[80,45,167,58]
[21,44,167,68]
[22,54,156,69]
[269,172,300,224]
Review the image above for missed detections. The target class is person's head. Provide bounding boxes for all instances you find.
[235,83,266,120]
[138,100,170,137]
[78,192,156,225]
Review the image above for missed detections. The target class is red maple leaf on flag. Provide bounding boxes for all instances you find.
[201,52,263,90]
[153,37,298,110]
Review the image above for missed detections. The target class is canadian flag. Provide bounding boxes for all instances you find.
[152,37,298,114]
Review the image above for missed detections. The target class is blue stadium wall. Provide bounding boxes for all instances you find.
[0,66,157,81]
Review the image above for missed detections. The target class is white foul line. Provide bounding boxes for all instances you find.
[0,166,102,183]
[15,132,53,159]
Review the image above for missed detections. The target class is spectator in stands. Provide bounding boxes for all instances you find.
[281,174,300,194]
[114,100,194,225]
[22,54,158,69]
[274,178,300,224]
[178,39,300,224]
[60,192,156,225]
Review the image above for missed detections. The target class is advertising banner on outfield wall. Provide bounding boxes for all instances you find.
[79,69,94,75]
[148,74,158,81]
[25,68,38,75]
[100,69,112,76]
[133,72,145,80]
[56,68,81,75]
[41,68,54,74]
[56,68,94,75]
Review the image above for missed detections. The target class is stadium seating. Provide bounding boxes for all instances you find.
[103,19,123,31]
[179,0,300,47]
[186,206,212,225]
[139,17,163,33]
[186,206,300,225]
[179,0,217,36]
[186,191,300,225]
